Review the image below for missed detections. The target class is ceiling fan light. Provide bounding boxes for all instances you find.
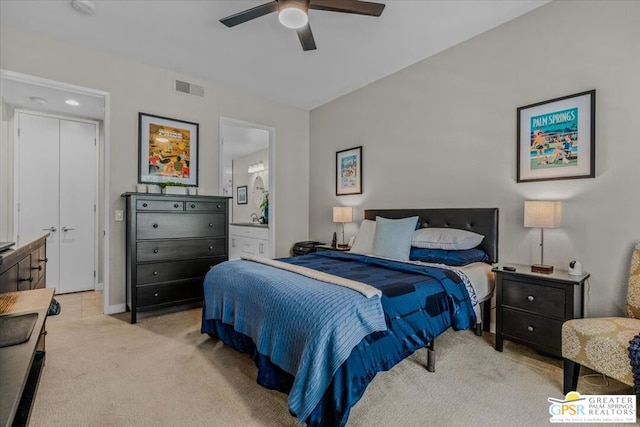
[278,7,308,29]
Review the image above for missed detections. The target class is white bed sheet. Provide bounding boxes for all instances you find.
[457,262,495,303]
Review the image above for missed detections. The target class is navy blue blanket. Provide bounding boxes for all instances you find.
[202,251,477,426]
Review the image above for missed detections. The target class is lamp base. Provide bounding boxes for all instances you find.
[531,264,554,274]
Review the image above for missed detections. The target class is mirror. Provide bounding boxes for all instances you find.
[253,175,265,208]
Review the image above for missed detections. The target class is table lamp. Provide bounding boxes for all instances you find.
[524,200,562,274]
[333,207,353,248]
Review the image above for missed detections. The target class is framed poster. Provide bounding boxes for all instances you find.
[517,90,595,182]
[138,113,199,186]
[237,186,247,204]
[336,146,363,196]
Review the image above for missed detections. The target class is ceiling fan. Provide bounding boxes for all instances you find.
[219,0,386,51]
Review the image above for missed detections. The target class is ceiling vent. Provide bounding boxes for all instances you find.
[174,79,204,97]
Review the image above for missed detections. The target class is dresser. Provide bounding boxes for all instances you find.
[0,235,48,294]
[493,265,589,357]
[123,193,229,323]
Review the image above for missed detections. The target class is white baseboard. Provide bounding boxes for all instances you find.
[105,303,126,314]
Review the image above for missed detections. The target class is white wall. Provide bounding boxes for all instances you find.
[0,26,310,310]
[309,0,640,317]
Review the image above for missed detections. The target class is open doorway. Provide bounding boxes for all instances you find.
[219,117,275,259]
[0,69,111,315]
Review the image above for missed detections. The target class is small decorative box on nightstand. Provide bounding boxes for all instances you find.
[492,265,590,358]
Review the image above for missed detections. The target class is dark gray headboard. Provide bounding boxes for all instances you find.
[364,208,499,263]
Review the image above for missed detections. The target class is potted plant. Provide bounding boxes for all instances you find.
[159,182,188,195]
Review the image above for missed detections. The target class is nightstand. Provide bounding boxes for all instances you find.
[315,245,350,252]
[493,264,589,358]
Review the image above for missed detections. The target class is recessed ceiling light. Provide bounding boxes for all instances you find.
[29,96,47,105]
[65,99,80,106]
[71,0,96,16]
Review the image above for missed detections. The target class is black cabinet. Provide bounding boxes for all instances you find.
[123,193,229,323]
[493,265,589,357]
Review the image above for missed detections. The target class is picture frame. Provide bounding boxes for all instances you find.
[138,113,199,186]
[336,146,363,196]
[237,186,248,205]
[517,90,595,183]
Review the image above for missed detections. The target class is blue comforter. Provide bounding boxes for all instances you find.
[202,251,477,426]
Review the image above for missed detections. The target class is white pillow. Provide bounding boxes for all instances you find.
[411,227,484,250]
[349,219,376,254]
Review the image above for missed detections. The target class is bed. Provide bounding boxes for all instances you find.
[202,208,498,427]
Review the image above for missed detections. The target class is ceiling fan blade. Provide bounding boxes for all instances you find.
[297,24,317,51]
[309,0,385,16]
[219,1,279,27]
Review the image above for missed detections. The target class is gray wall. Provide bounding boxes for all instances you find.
[1,26,310,311]
[309,0,640,317]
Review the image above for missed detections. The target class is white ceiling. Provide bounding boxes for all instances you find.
[0,0,549,112]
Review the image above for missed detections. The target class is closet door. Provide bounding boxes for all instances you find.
[17,112,97,294]
[59,119,96,293]
[17,113,61,290]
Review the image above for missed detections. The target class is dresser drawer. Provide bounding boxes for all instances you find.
[502,279,565,318]
[136,279,204,308]
[137,199,184,211]
[137,239,226,262]
[185,201,226,212]
[136,258,223,285]
[502,308,562,351]
[137,213,226,239]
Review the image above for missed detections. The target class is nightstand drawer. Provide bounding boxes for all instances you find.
[502,279,565,318]
[502,308,562,350]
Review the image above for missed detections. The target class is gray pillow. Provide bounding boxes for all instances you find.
[372,216,419,260]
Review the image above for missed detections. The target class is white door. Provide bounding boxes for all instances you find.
[17,112,97,294]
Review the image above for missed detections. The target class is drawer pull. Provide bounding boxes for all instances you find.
[527,295,535,301]
[217,204,221,209]
[174,204,180,208]
[40,258,48,263]
[191,204,196,208]
[19,277,33,283]
[153,249,159,254]
[208,245,213,250]
[31,266,42,271]
[153,271,158,276]
[527,325,534,332]
[154,293,159,297]
[143,203,148,207]
[153,223,159,228]
[209,223,213,227]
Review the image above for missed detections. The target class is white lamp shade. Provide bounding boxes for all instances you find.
[524,201,562,229]
[333,207,353,223]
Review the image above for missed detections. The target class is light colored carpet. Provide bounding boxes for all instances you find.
[30,306,635,427]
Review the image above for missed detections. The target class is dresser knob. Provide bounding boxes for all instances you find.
[527,326,534,332]
[153,224,159,228]
[142,203,148,207]
[217,204,221,208]
[153,249,159,254]
[174,204,180,208]
[191,204,196,208]
[154,293,158,297]
[208,223,213,227]
[527,295,534,301]
[209,246,213,250]
[153,271,158,275]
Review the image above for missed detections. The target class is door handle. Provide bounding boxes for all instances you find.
[62,227,75,232]
[42,227,57,232]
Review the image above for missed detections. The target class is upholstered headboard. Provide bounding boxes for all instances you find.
[364,208,499,263]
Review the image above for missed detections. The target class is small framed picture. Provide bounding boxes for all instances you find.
[517,90,595,182]
[336,146,363,196]
[237,186,247,204]
[138,113,199,186]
